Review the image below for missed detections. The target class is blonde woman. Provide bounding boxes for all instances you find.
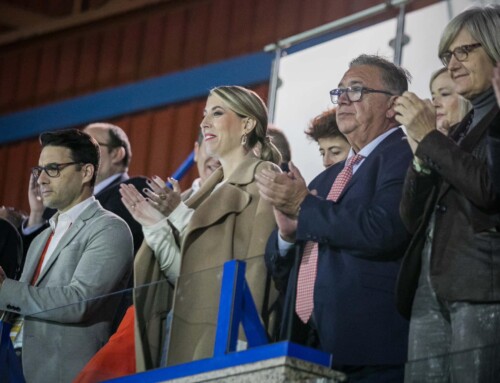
[429,67,471,135]
[121,85,282,369]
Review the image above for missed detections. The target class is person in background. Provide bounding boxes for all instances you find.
[395,5,500,382]
[181,131,221,201]
[0,207,24,279]
[0,129,133,383]
[305,108,350,168]
[267,125,292,171]
[258,54,412,382]
[430,67,471,135]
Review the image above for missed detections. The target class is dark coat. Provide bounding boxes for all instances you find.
[397,107,500,319]
[487,120,500,193]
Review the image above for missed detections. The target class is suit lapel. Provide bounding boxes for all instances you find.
[184,157,260,237]
[22,229,53,284]
[334,129,404,201]
[437,106,499,201]
[459,106,499,152]
[34,201,99,285]
[94,173,129,199]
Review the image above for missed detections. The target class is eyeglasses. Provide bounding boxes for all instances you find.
[96,141,114,148]
[330,87,394,104]
[439,43,482,66]
[32,162,82,180]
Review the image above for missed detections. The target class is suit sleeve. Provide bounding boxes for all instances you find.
[399,165,439,234]
[264,229,296,294]
[296,147,411,258]
[487,126,500,194]
[0,215,133,323]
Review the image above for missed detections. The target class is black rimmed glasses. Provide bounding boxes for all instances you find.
[439,43,482,66]
[330,87,394,104]
[96,141,114,148]
[32,162,82,180]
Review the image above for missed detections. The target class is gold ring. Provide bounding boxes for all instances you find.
[159,193,167,200]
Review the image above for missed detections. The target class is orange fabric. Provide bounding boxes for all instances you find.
[73,306,136,383]
[31,232,53,285]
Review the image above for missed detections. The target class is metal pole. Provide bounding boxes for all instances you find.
[264,0,411,52]
[264,0,412,120]
[393,3,407,65]
[267,46,282,123]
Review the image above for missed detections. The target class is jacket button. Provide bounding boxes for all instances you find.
[436,204,447,212]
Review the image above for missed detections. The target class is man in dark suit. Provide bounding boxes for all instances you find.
[256,55,412,382]
[23,123,148,254]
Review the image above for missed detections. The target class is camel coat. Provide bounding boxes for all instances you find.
[134,156,279,370]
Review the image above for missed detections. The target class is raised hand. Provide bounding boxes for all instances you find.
[256,161,310,217]
[119,183,165,227]
[27,174,45,227]
[143,175,182,217]
[394,91,436,143]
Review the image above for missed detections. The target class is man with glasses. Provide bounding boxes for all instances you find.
[0,129,133,383]
[257,55,412,382]
[24,122,148,255]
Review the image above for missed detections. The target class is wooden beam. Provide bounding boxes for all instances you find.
[0,0,173,47]
[0,3,51,28]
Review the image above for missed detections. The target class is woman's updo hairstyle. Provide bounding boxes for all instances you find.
[210,85,281,165]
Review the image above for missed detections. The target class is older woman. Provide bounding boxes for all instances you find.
[395,5,500,382]
[430,67,471,135]
[120,85,281,368]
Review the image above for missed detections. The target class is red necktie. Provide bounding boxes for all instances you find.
[295,154,364,323]
[31,232,54,285]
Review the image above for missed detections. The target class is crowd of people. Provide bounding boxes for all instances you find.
[0,4,499,383]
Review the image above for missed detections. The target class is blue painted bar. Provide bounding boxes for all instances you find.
[106,341,332,382]
[241,283,268,347]
[213,260,246,356]
[0,52,273,144]
[166,151,195,188]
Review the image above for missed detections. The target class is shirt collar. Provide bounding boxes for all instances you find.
[49,196,95,231]
[191,178,202,193]
[94,172,126,195]
[346,127,399,160]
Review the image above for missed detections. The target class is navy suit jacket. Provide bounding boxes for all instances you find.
[266,128,412,366]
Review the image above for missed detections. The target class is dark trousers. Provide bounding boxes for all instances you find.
[334,364,404,383]
[406,224,500,383]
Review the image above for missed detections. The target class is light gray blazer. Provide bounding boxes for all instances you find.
[0,200,133,383]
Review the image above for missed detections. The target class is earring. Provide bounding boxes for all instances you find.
[241,133,248,146]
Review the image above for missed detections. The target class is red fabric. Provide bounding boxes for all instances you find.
[295,154,364,323]
[31,232,53,285]
[73,306,136,383]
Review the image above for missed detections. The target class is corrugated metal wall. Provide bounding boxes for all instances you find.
[0,0,435,212]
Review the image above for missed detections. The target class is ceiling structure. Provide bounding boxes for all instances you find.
[0,0,173,46]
